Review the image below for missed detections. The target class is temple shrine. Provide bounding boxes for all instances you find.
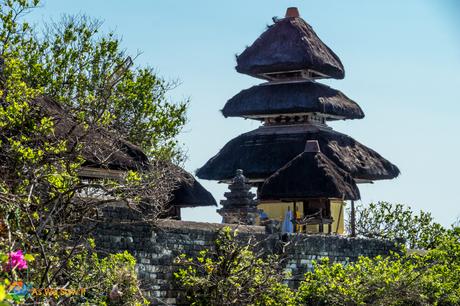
[197,7,399,233]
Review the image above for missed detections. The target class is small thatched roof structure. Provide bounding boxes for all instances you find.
[78,165,217,208]
[35,97,216,208]
[236,8,345,80]
[222,81,364,120]
[196,124,400,182]
[259,140,360,201]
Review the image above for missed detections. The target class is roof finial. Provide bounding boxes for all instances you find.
[285,7,300,18]
[305,140,320,153]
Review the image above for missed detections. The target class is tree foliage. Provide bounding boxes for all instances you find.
[351,201,445,249]
[177,224,460,306]
[0,37,149,306]
[2,0,187,161]
[0,0,188,304]
[297,254,424,306]
[174,227,295,306]
[298,227,460,306]
[66,245,148,305]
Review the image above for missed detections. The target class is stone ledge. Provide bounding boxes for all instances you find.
[156,219,266,234]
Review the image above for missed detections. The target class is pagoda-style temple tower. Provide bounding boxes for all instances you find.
[197,7,399,233]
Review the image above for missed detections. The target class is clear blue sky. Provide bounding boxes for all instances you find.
[30,0,460,226]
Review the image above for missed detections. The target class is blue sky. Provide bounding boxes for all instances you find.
[30,1,460,226]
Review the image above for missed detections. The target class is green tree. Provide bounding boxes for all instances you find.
[0,0,186,304]
[351,202,445,249]
[175,227,295,306]
[3,0,187,161]
[419,227,460,305]
[297,254,426,305]
[297,227,460,305]
[0,44,155,306]
[177,213,459,306]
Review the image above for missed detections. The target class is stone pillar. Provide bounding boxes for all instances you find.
[217,169,258,225]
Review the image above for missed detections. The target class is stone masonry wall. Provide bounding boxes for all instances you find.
[94,207,398,305]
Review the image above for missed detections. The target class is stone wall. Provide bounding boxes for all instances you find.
[94,207,398,305]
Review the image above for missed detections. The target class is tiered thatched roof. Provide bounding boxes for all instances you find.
[196,124,400,182]
[222,81,364,120]
[259,141,360,201]
[198,7,399,208]
[236,8,345,80]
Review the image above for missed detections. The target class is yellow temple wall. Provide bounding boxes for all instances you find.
[258,200,345,234]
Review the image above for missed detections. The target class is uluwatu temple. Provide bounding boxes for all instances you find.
[196,7,400,235]
[92,7,402,303]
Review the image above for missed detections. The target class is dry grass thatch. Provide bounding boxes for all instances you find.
[236,15,345,79]
[222,81,364,120]
[35,96,149,171]
[259,142,360,201]
[35,96,216,208]
[171,166,217,207]
[196,124,400,182]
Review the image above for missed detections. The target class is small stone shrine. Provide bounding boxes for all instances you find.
[218,169,258,224]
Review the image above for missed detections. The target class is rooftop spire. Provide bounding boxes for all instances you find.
[285,7,300,18]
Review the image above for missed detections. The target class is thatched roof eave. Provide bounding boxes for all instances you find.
[196,124,400,182]
[259,149,361,201]
[222,81,364,120]
[32,96,216,208]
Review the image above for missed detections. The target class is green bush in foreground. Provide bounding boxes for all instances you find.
[177,226,460,306]
[67,246,148,306]
[174,227,295,306]
[299,227,460,305]
[298,254,424,305]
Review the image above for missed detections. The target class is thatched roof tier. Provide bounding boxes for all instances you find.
[222,81,364,120]
[26,97,217,209]
[78,165,216,208]
[259,140,360,201]
[170,167,217,208]
[196,124,400,182]
[236,8,345,80]
[37,97,216,208]
[36,97,149,171]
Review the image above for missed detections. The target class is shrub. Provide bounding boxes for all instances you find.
[174,227,295,306]
[351,202,445,249]
[297,227,460,305]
